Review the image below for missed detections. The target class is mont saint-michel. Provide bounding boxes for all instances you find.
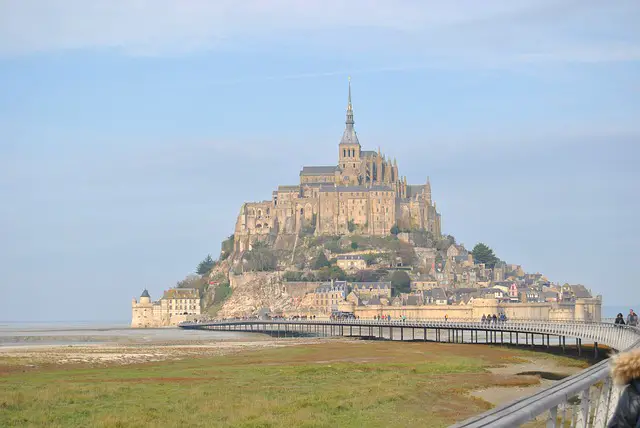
[131,80,601,328]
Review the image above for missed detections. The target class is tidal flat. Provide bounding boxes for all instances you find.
[0,338,591,428]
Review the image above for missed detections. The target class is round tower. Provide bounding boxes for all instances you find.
[140,289,151,305]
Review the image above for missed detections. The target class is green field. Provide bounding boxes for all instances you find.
[0,341,587,428]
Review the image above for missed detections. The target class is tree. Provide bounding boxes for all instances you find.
[353,269,387,282]
[177,274,208,291]
[220,235,235,260]
[347,220,356,233]
[244,245,277,272]
[471,243,499,268]
[313,252,330,269]
[350,241,359,250]
[315,265,347,281]
[389,270,411,294]
[390,225,400,235]
[196,254,216,275]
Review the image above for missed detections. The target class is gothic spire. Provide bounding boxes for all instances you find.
[346,76,354,126]
[340,76,359,146]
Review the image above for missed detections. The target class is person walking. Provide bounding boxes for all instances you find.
[627,310,638,327]
[615,313,627,326]
[481,314,487,324]
[607,349,640,427]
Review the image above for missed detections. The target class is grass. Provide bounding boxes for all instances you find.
[0,341,578,428]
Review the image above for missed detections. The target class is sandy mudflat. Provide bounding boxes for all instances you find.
[470,357,584,406]
[0,337,338,366]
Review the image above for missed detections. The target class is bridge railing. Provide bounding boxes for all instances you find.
[451,326,640,428]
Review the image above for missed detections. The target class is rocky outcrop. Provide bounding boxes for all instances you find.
[217,272,300,318]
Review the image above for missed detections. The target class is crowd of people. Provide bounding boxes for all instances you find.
[481,313,508,324]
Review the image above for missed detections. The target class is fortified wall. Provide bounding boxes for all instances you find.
[346,298,602,321]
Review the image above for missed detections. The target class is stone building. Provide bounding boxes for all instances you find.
[131,288,202,328]
[336,254,367,272]
[234,79,442,252]
[312,281,348,313]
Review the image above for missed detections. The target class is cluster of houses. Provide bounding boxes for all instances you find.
[306,242,595,314]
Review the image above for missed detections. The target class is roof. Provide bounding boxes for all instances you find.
[319,185,394,193]
[406,295,421,306]
[352,282,391,290]
[570,284,592,298]
[367,296,382,305]
[278,185,300,191]
[315,281,348,293]
[361,150,377,157]
[141,289,150,298]
[300,166,339,176]
[163,288,200,299]
[427,288,447,300]
[406,185,426,198]
[337,255,365,260]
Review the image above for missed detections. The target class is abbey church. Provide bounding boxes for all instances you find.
[234,79,442,252]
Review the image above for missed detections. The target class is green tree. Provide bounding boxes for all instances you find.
[353,269,387,282]
[347,220,356,233]
[177,274,208,291]
[243,244,277,272]
[196,254,216,275]
[390,225,400,235]
[283,271,304,282]
[313,252,330,269]
[471,243,499,268]
[316,265,347,281]
[350,241,359,250]
[220,235,235,260]
[389,270,411,294]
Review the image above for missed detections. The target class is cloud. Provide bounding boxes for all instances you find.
[1,0,639,66]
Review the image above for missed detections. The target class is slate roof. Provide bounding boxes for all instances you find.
[300,166,340,176]
[406,184,426,198]
[406,295,421,306]
[141,289,150,298]
[367,296,382,305]
[278,185,300,191]
[428,288,447,300]
[319,185,394,193]
[163,288,199,299]
[361,150,377,157]
[315,282,348,293]
[352,282,391,290]
[570,284,592,298]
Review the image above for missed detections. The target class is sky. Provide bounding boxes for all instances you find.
[1,1,639,322]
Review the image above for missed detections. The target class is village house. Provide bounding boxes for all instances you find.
[352,282,392,299]
[313,281,348,312]
[336,254,367,272]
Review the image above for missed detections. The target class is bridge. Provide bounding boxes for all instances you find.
[181,319,640,427]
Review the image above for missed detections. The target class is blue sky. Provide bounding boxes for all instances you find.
[1,1,639,322]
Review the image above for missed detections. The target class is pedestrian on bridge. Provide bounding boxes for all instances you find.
[616,313,626,326]
[627,310,638,327]
[608,348,640,427]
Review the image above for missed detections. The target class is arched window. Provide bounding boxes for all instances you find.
[343,149,346,157]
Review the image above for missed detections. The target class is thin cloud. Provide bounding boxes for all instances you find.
[0,0,638,67]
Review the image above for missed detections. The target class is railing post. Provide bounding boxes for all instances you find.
[546,405,558,428]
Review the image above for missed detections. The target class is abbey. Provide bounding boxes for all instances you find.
[234,79,442,252]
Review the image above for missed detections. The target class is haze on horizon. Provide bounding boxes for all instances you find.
[1,1,639,322]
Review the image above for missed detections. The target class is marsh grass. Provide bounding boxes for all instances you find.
[0,342,576,428]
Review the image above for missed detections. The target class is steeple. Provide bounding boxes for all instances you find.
[339,76,360,146]
[346,76,354,125]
